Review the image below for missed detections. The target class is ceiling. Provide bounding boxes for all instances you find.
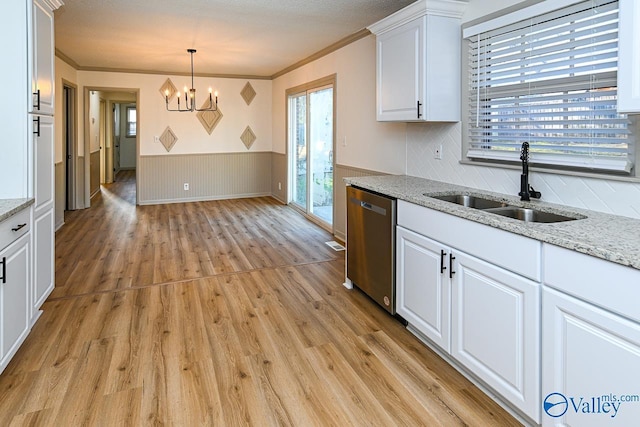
[54,0,415,78]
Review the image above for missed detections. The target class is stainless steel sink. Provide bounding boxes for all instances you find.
[429,194,509,210]
[484,207,578,223]
[428,193,582,223]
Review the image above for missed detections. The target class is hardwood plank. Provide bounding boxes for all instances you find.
[0,176,521,425]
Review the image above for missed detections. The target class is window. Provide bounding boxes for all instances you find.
[126,106,136,137]
[464,0,635,175]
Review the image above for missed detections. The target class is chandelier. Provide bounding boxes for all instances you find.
[165,49,218,112]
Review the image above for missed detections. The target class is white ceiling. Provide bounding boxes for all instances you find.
[54,0,415,78]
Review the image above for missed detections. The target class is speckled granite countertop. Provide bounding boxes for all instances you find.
[0,199,34,223]
[345,175,640,270]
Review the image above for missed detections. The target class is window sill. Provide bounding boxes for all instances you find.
[459,159,640,184]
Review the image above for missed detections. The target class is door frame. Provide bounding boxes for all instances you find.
[285,74,337,233]
[62,80,78,212]
[82,86,140,207]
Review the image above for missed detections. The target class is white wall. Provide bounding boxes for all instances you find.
[76,71,273,157]
[55,56,78,162]
[272,35,406,175]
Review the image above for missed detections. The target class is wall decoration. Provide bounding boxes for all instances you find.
[240,126,257,149]
[159,126,178,152]
[240,82,256,106]
[160,78,178,102]
[197,102,223,135]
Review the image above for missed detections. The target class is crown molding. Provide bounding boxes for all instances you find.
[42,0,64,11]
[271,28,371,79]
[368,0,468,35]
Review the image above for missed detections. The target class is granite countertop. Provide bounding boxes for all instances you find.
[345,175,640,270]
[0,198,34,223]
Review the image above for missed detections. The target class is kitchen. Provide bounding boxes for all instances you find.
[1,0,640,425]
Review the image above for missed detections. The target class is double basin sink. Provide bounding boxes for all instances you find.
[428,194,581,223]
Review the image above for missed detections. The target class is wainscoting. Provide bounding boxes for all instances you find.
[271,152,287,204]
[54,162,64,230]
[334,164,386,241]
[89,150,100,197]
[138,152,272,205]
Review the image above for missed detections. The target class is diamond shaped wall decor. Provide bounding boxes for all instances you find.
[159,126,178,152]
[196,102,223,135]
[160,78,178,101]
[240,82,256,106]
[240,126,257,150]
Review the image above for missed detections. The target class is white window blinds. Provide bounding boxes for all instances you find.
[466,0,633,173]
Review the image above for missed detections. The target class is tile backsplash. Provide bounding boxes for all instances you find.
[406,122,640,219]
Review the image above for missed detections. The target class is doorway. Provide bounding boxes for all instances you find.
[287,76,336,229]
[62,83,77,212]
[83,88,139,207]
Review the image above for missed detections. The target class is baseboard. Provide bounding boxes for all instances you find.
[90,189,100,199]
[138,192,272,206]
[270,193,287,205]
[55,220,65,232]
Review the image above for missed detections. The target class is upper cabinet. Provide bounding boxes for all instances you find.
[28,0,61,116]
[368,0,467,122]
[618,0,640,113]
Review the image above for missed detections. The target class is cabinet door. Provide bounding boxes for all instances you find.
[33,209,54,313]
[32,114,54,216]
[1,234,30,373]
[396,226,450,352]
[542,287,640,427]
[376,17,423,121]
[29,0,55,115]
[451,251,540,423]
[618,0,640,113]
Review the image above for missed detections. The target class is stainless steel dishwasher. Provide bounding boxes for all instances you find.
[346,185,396,314]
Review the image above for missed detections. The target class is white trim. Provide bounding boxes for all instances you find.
[463,0,584,38]
[369,0,468,35]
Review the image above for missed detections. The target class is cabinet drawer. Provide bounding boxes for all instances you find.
[543,243,640,323]
[398,200,541,281]
[0,208,31,251]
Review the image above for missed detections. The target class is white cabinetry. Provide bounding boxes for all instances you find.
[397,200,541,423]
[451,251,540,421]
[368,0,465,122]
[397,226,451,352]
[617,0,640,113]
[0,208,31,375]
[28,0,57,115]
[27,0,60,323]
[542,244,640,426]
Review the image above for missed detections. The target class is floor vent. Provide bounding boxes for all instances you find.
[325,241,345,251]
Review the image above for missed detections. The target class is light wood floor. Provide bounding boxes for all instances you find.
[0,172,521,426]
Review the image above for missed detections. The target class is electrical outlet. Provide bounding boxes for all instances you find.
[434,144,443,160]
[154,136,160,143]
[183,183,189,191]
[278,182,282,191]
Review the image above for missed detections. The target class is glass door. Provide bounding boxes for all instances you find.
[288,84,334,227]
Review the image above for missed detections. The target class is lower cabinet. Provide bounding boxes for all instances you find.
[542,287,640,426]
[32,208,53,320]
[397,201,541,423]
[1,233,31,374]
[396,226,451,352]
[451,251,540,421]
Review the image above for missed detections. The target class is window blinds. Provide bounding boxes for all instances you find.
[467,0,633,173]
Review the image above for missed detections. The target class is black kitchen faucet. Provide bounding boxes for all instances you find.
[518,142,541,201]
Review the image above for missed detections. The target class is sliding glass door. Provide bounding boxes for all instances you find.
[288,83,334,227]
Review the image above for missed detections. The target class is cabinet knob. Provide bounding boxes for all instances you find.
[33,117,41,137]
[33,89,41,111]
[11,223,27,232]
[449,254,456,279]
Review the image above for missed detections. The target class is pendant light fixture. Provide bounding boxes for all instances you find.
[165,49,218,112]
